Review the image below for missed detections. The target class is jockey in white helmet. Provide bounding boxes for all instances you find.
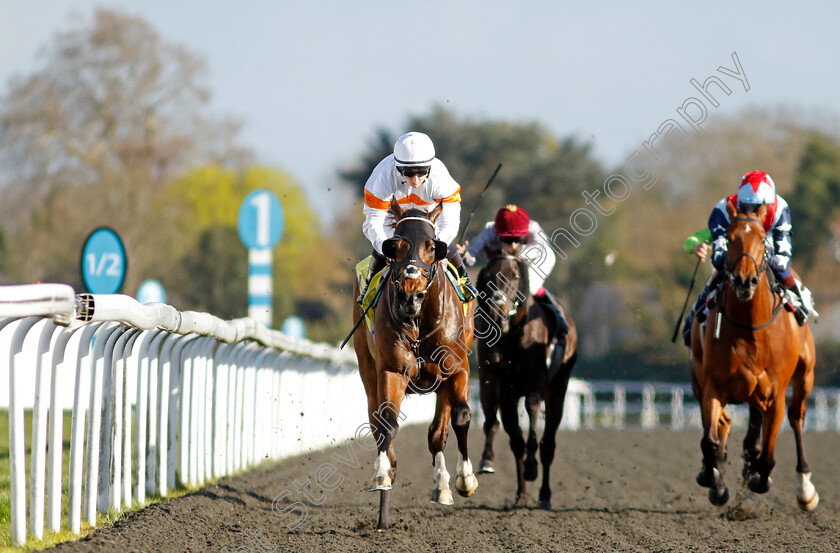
[358,131,476,301]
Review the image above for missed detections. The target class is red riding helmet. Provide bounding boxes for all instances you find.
[494,205,530,237]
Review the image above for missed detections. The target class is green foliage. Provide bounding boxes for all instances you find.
[163,165,349,335]
[790,133,840,269]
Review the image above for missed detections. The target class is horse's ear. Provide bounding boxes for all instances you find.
[433,240,448,262]
[428,201,444,224]
[382,237,400,260]
[389,197,403,221]
[756,203,768,219]
[726,198,738,218]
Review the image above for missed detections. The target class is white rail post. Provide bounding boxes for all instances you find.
[89,323,122,521]
[671,386,685,430]
[8,317,43,545]
[186,338,201,487]
[168,334,193,491]
[641,384,658,429]
[122,330,142,508]
[135,329,162,502]
[815,391,828,432]
[212,343,231,478]
[145,331,166,497]
[225,345,242,475]
[613,384,626,430]
[46,327,74,533]
[202,337,216,482]
[30,319,58,540]
[70,323,101,533]
[835,392,840,432]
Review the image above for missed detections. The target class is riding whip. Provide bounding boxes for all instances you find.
[670,256,702,343]
[340,278,386,350]
[458,163,502,244]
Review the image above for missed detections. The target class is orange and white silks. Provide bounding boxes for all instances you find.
[362,154,461,253]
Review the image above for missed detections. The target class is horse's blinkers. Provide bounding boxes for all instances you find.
[382,217,447,317]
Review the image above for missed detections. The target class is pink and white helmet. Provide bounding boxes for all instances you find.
[737,170,776,207]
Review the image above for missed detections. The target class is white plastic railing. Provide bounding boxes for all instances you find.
[0,284,363,546]
[584,381,840,432]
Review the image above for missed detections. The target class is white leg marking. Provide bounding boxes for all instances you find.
[455,452,479,497]
[431,451,453,505]
[796,471,819,511]
[370,451,392,491]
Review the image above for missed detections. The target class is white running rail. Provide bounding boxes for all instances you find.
[0,284,361,546]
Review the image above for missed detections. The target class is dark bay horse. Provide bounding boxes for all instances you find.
[475,241,577,509]
[352,199,479,530]
[690,201,818,510]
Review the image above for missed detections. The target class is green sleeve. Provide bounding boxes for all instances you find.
[683,228,712,254]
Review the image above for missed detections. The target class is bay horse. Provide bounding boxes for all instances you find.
[475,241,577,509]
[352,199,479,530]
[690,201,818,510]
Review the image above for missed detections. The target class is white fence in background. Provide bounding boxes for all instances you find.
[582,381,840,432]
[0,284,364,546]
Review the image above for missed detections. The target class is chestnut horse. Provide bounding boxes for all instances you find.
[690,201,818,510]
[352,199,479,530]
[475,241,577,509]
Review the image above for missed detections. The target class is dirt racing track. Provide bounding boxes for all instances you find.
[49,424,840,553]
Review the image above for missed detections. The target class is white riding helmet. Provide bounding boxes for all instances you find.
[393,132,436,167]
[737,170,776,207]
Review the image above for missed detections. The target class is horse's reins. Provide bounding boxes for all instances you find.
[715,216,784,337]
[388,215,447,357]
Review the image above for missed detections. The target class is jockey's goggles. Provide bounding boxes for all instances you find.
[398,166,431,178]
[500,236,525,244]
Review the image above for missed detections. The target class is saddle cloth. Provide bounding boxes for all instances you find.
[354,256,470,332]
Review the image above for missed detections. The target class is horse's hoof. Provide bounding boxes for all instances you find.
[748,474,772,494]
[524,459,539,482]
[537,499,552,511]
[696,467,720,488]
[798,490,819,511]
[456,474,478,497]
[369,475,392,492]
[514,494,529,508]
[797,472,819,511]
[708,485,729,506]
[477,459,495,474]
[431,487,454,505]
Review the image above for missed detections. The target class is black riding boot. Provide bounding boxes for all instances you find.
[447,243,478,300]
[682,311,694,348]
[357,250,388,304]
[534,292,568,342]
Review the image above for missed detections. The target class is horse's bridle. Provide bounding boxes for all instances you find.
[717,215,783,332]
[388,217,440,297]
[484,254,529,318]
[724,216,768,280]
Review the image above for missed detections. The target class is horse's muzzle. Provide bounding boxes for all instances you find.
[397,289,426,318]
[732,273,758,301]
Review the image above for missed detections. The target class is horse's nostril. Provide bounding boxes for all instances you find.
[750,276,758,287]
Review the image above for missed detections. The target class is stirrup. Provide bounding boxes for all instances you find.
[794,306,808,326]
[463,281,478,301]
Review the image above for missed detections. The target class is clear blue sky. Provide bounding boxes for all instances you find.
[2,2,839,213]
